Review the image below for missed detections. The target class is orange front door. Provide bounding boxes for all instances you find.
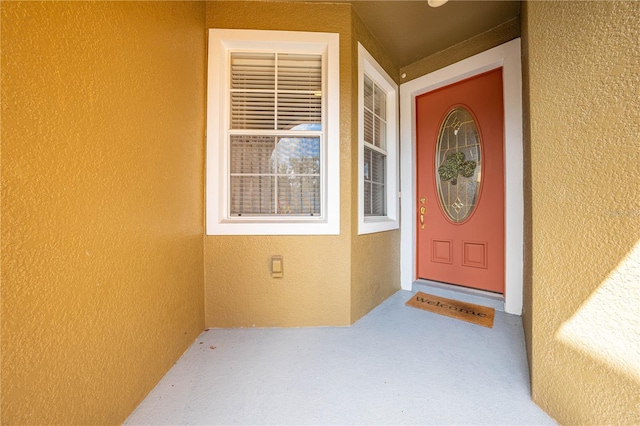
[416,68,505,293]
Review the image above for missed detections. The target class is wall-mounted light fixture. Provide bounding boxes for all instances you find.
[428,0,449,7]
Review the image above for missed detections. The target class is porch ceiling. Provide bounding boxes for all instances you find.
[298,0,521,68]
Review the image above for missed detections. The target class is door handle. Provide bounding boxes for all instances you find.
[419,197,426,229]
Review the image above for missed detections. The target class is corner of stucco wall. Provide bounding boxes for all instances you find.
[519,0,534,387]
[349,7,402,324]
[1,2,206,424]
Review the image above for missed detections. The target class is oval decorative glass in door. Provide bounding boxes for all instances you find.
[435,107,481,223]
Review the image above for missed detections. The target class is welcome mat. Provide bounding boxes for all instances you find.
[406,291,495,328]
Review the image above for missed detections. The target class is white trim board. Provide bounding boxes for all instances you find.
[357,43,400,235]
[399,38,523,315]
[206,29,340,236]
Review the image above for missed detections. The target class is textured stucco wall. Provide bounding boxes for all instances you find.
[400,16,520,83]
[526,2,640,424]
[520,0,533,380]
[1,2,206,424]
[204,1,353,327]
[350,11,401,323]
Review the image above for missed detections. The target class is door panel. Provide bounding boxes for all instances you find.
[416,68,504,293]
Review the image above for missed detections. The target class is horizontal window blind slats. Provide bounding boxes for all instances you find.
[369,181,386,216]
[231,110,276,116]
[364,109,374,144]
[278,54,321,92]
[364,147,385,184]
[231,92,275,129]
[277,176,320,215]
[231,121,275,130]
[363,75,388,151]
[230,53,275,91]
[277,92,322,100]
[278,71,322,78]
[278,92,322,100]
[364,182,371,215]
[231,93,275,100]
[231,103,276,109]
[364,75,374,111]
[278,82,322,91]
[230,69,274,74]
[275,137,320,175]
[278,108,320,115]
[230,134,320,216]
[230,176,275,215]
[278,75,322,81]
[230,110,276,116]
[230,51,322,132]
[374,116,386,150]
[364,146,386,216]
[230,68,276,76]
[364,181,386,216]
[374,85,386,118]
[277,110,321,116]
[277,109,321,115]
[278,120,321,130]
[230,135,275,174]
[277,93,321,127]
[231,82,275,91]
[228,50,324,217]
[277,107,321,113]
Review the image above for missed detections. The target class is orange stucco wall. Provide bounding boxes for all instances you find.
[1,2,206,423]
[524,1,640,424]
[204,1,400,327]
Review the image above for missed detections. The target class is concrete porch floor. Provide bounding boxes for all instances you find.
[126,289,556,425]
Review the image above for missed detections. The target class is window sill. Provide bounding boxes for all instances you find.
[358,217,399,235]
[207,218,340,236]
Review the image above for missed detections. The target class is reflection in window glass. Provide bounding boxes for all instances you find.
[230,134,320,215]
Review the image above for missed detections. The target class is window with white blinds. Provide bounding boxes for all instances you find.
[358,43,399,235]
[207,29,340,235]
[229,52,322,216]
[363,74,387,217]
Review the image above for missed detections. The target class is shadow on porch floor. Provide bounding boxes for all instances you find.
[126,289,555,425]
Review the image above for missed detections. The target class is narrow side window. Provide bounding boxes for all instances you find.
[358,43,399,234]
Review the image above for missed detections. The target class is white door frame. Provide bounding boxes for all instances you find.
[400,38,523,315]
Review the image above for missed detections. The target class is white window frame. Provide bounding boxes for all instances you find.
[206,29,340,236]
[358,43,399,235]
